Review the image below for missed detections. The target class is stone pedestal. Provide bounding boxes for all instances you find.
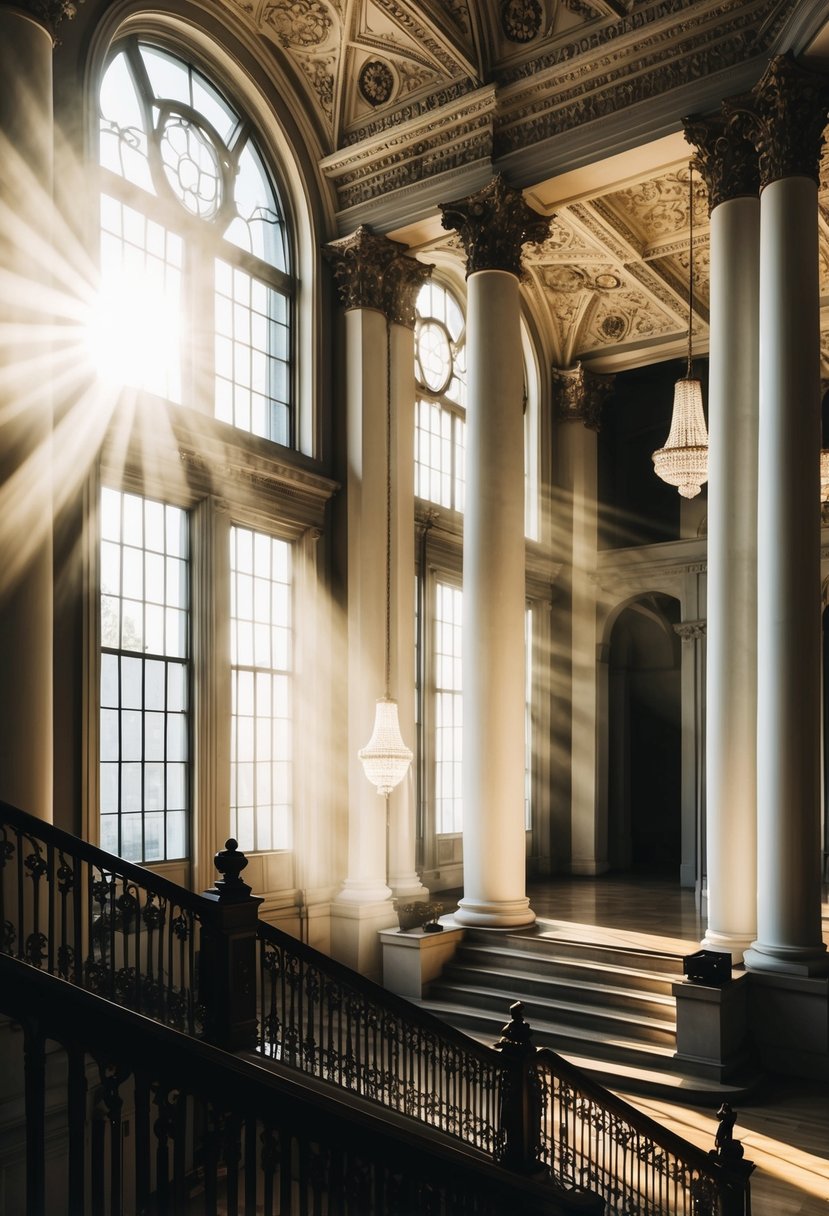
[380,924,465,999]
[673,974,750,1082]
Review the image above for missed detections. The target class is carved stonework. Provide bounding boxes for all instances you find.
[501,0,543,43]
[551,363,616,431]
[383,256,433,329]
[359,60,396,107]
[15,0,79,39]
[324,227,404,312]
[674,619,707,641]
[324,227,431,325]
[683,115,759,211]
[438,174,553,278]
[726,54,829,189]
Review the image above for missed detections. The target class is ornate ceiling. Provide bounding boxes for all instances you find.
[217,0,829,373]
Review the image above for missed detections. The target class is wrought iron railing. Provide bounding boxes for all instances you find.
[0,801,205,1034]
[534,1048,752,1216]
[256,919,506,1155]
[0,800,753,1216]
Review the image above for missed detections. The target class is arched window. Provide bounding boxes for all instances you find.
[414,280,466,511]
[97,38,294,444]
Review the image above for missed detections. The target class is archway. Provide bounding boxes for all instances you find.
[607,594,682,876]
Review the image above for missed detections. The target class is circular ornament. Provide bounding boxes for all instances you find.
[501,0,542,43]
[359,60,395,107]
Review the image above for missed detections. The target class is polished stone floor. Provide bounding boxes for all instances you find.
[441,873,829,1215]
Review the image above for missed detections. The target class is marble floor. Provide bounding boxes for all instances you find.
[440,874,829,1215]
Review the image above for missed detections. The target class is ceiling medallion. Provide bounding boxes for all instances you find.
[594,272,621,291]
[501,0,542,43]
[601,314,627,340]
[359,60,396,107]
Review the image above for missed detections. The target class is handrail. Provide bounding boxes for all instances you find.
[2,952,601,1216]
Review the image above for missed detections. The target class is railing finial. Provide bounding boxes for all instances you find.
[212,838,251,903]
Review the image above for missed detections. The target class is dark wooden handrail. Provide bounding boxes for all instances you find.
[2,952,602,1216]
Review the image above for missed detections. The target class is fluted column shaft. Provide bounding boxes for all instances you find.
[439,176,551,927]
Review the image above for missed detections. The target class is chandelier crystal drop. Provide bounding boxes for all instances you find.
[359,321,413,798]
[652,162,709,499]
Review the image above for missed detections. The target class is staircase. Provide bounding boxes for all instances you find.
[420,926,757,1101]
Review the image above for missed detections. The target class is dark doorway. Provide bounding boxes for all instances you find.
[608,594,682,877]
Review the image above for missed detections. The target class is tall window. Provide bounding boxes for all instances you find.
[99,488,189,862]
[415,282,467,511]
[230,526,293,852]
[98,39,293,444]
[434,581,463,835]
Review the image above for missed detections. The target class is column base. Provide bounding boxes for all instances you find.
[744,941,829,977]
[330,897,397,981]
[454,897,535,928]
[701,929,755,964]
[335,878,392,905]
[388,873,430,902]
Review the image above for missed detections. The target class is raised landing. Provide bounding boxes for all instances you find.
[418,908,762,1104]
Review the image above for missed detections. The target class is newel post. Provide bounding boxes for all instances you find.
[199,839,263,1050]
[493,1001,544,1174]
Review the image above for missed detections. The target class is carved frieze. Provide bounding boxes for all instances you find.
[551,363,616,431]
[439,174,553,277]
[725,54,829,189]
[683,114,759,211]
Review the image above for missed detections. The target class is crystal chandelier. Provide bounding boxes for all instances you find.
[652,162,709,499]
[359,321,413,797]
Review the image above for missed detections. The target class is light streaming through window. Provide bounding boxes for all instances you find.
[97,39,293,442]
[230,526,293,852]
[415,282,466,511]
[99,488,189,862]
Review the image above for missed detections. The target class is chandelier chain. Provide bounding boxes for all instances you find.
[385,320,392,698]
[687,161,694,377]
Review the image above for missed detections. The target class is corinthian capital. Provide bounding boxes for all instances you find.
[383,256,433,329]
[683,114,759,212]
[12,0,78,41]
[438,174,552,278]
[324,227,403,313]
[724,53,829,189]
[551,363,615,432]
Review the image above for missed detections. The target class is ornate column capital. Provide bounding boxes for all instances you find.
[551,363,615,432]
[383,255,433,329]
[724,53,829,189]
[10,0,78,42]
[324,226,432,326]
[438,174,552,278]
[324,226,404,313]
[683,114,759,212]
[674,619,707,642]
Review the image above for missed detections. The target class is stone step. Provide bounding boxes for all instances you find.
[447,944,679,998]
[434,961,677,1023]
[426,981,676,1047]
[462,928,687,978]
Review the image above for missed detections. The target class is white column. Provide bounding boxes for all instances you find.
[0,7,55,821]
[340,304,391,909]
[454,268,532,927]
[745,170,827,974]
[387,317,428,901]
[703,194,760,960]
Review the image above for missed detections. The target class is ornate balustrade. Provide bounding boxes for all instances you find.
[0,801,753,1216]
[256,919,506,1155]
